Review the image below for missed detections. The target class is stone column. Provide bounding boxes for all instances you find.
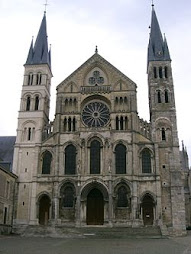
[54,182,59,221]
[76,176,81,227]
[29,182,38,225]
[108,174,113,226]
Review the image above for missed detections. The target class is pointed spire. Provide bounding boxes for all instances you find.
[25,12,51,70]
[26,37,34,65]
[148,6,171,64]
[163,34,171,60]
[48,44,51,68]
[182,140,185,151]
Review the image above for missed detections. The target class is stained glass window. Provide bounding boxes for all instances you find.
[115,144,126,174]
[42,151,52,174]
[90,140,101,174]
[65,145,76,175]
[142,149,151,173]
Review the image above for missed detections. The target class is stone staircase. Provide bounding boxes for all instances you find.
[20,225,164,239]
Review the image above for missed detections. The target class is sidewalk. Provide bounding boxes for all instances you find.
[0,232,191,254]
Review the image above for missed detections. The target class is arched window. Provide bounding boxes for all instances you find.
[153,67,157,78]
[28,127,32,140]
[90,140,101,174]
[65,145,76,175]
[165,66,168,79]
[35,96,39,110]
[117,186,128,207]
[28,73,33,86]
[115,144,126,174]
[164,90,169,103]
[142,149,151,173]
[157,90,162,103]
[68,117,72,132]
[73,118,76,132]
[36,73,42,85]
[42,151,52,174]
[61,186,75,208]
[26,96,31,111]
[120,116,124,130]
[63,118,67,132]
[162,128,166,141]
[116,116,119,130]
[159,67,163,79]
[125,116,128,130]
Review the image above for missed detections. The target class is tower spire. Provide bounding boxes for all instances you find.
[147,6,171,66]
[25,12,51,70]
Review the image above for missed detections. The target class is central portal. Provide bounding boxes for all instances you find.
[87,188,104,225]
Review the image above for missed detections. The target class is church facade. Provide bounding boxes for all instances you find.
[12,7,187,236]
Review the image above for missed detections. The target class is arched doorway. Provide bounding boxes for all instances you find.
[141,194,155,226]
[39,195,51,225]
[87,188,104,225]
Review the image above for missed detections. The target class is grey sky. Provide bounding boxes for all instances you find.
[0,0,190,163]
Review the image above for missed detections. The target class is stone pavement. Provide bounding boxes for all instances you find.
[0,232,191,254]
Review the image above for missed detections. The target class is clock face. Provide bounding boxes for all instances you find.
[82,101,110,127]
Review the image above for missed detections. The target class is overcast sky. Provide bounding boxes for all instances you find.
[0,0,191,164]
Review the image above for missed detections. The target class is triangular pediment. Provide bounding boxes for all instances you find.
[57,53,136,93]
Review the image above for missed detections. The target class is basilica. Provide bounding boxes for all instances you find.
[10,6,190,236]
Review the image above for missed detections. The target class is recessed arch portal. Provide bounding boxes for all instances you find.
[81,181,109,225]
[87,188,104,225]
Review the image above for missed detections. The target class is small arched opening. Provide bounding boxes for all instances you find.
[141,194,155,226]
[39,195,51,225]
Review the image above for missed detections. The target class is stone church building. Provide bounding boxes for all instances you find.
[12,6,189,236]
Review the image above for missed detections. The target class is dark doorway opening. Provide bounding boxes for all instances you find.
[39,195,50,225]
[87,188,104,225]
[142,195,154,225]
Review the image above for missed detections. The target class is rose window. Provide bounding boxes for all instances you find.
[82,101,110,127]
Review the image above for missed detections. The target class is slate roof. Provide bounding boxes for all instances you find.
[0,136,16,171]
[148,6,171,66]
[25,12,51,70]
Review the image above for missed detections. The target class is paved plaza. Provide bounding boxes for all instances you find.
[1,233,191,254]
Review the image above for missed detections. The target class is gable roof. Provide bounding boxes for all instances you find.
[57,52,136,89]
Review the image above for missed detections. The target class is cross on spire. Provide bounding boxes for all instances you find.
[151,0,154,7]
[44,0,48,13]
